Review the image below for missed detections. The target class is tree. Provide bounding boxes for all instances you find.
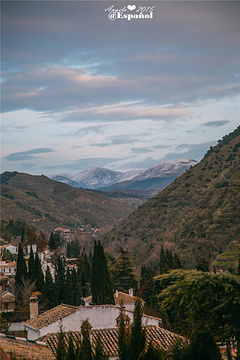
[34,252,44,292]
[49,232,57,250]
[56,320,66,360]
[114,248,135,293]
[15,243,28,306]
[160,245,169,275]
[237,254,240,276]
[44,265,57,309]
[25,228,37,245]
[66,333,76,360]
[92,241,114,305]
[65,268,74,305]
[196,256,210,272]
[55,256,66,304]
[77,320,92,360]
[94,335,109,360]
[129,298,146,360]
[140,265,157,313]
[28,246,35,281]
[21,226,25,243]
[118,309,130,360]
[158,270,240,359]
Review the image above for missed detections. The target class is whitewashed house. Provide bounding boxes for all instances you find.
[24,302,162,341]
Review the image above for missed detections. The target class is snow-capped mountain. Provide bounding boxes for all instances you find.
[51,159,197,191]
[132,159,198,181]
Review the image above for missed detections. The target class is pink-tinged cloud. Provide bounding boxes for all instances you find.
[62,102,193,121]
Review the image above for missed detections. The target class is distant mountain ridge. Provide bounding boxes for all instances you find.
[51,159,198,191]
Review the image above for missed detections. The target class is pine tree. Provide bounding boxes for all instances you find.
[140,265,156,311]
[173,253,183,269]
[114,248,135,293]
[196,256,210,272]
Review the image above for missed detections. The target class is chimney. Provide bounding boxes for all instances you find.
[129,288,133,297]
[29,294,38,320]
[115,290,119,298]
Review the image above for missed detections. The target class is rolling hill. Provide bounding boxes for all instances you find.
[1,172,136,233]
[102,127,240,270]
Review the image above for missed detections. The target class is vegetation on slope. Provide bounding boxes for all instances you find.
[103,127,240,269]
[1,172,135,233]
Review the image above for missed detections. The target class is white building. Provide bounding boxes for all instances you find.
[0,261,17,276]
[84,289,144,312]
[0,244,18,255]
[24,303,162,341]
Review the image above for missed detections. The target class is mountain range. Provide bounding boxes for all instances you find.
[103,127,240,270]
[51,158,198,192]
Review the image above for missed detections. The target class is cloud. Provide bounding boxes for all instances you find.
[4,148,54,161]
[203,120,230,127]
[44,157,121,171]
[162,141,216,162]
[131,147,152,154]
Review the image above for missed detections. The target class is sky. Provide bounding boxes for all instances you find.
[1,0,240,176]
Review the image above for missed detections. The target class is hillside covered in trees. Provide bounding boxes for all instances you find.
[103,127,240,269]
[1,172,135,233]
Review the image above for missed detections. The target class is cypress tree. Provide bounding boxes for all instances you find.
[56,320,66,360]
[66,333,76,360]
[44,265,57,309]
[94,335,108,360]
[55,256,66,304]
[92,241,114,305]
[15,243,27,286]
[65,268,74,305]
[49,231,57,250]
[78,320,92,360]
[129,298,146,360]
[15,243,28,307]
[160,245,169,274]
[20,226,25,243]
[118,310,130,360]
[28,246,35,281]
[237,254,240,276]
[196,257,210,272]
[34,252,44,292]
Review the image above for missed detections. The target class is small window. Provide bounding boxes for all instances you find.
[4,303,8,310]
[9,269,11,273]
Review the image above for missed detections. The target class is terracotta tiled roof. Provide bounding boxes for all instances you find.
[84,291,144,305]
[0,334,55,360]
[1,291,15,303]
[115,291,143,305]
[42,325,187,358]
[1,262,17,268]
[25,303,77,330]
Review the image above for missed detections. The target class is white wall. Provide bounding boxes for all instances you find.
[9,321,26,331]
[26,305,161,340]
